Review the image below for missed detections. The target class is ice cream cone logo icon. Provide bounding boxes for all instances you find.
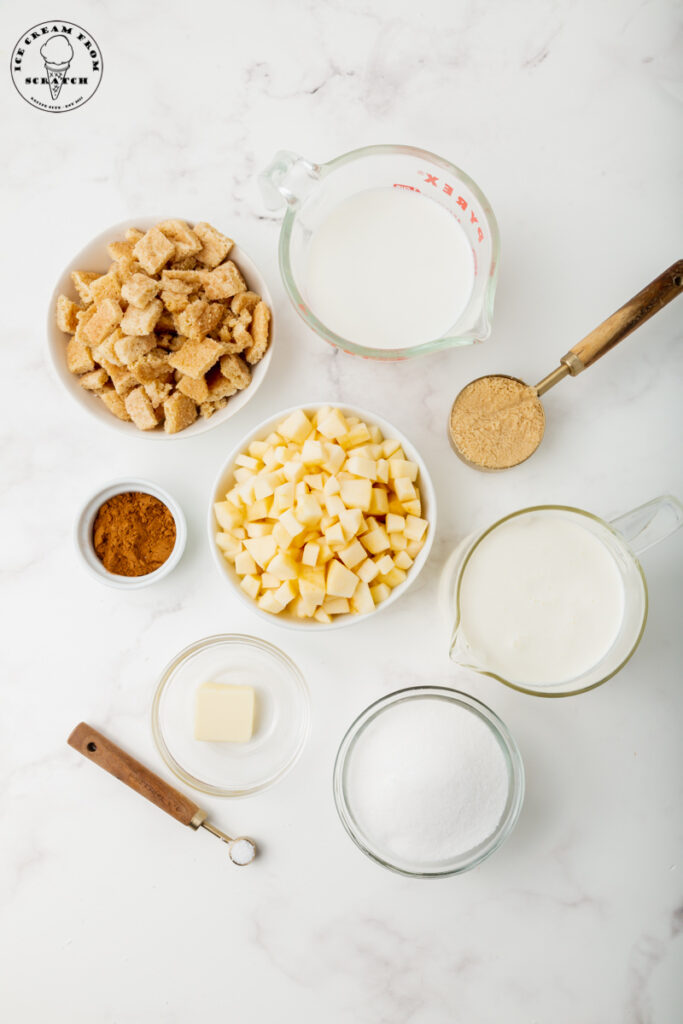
[40,35,74,100]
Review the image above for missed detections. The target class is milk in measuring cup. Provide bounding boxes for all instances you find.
[305,187,474,349]
[458,512,625,685]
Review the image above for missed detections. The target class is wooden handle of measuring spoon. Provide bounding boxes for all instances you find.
[68,723,203,828]
[564,259,683,373]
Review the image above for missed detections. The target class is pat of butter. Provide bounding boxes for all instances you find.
[194,682,255,742]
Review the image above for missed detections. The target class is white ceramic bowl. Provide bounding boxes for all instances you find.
[75,478,187,588]
[208,403,437,630]
[47,217,274,439]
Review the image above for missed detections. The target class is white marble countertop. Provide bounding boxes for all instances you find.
[3,1,682,1021]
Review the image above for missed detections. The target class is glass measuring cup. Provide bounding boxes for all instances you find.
[259,145,500,360]
[438,495,683,697]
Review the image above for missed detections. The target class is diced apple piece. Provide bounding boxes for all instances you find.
[279,508,305,539]
[326,560,359,599]
[375,554,394,575]
[368,488,389,515]
[394,478,417,502]
[394,551,414,570]
[370,582,392,604]
[244,534,277,569]
[264,432,283,446]
[299,567,326,606]
[318,542,334,563]
[386,513,406,534]
[324,522,346,548]
[214,501,243,531]
[340,478,372,511]
[351,580,375,615]
[291,595,316,619]
[240,574,261,600]
[368,425,383,444]
[402,499,422,517]
[273,580,297,608]
[323,475,341,496]
[389,458,418,481]
[362,526,390,555]
[322,596,350,615]
[235,453,261,471]
[216,532,242,560]
[235,550,258,576]
[245,498,271,521]
[343,423,371,447]
[357,558,379,584]
[296,494,323,526]
[381,438,402,458]
[258,592,285,614]
[246,522,273,538]
[301,542,320,567]
[378,566,407,588]
[234,467,256,484]
[233,527,246,539]
[339,508,363,539]
[317,408,348,440]
[404,515,428,541]
[301,439,325,464]
[406,538,425,559]
[267,552,299,580]
[345,455,377,480]
[260,572,280,589]
[314,608,332,624]
[339,539,366,569]
[376,459,389,484]
[303,473,324,491]
[324,493,346,519]
[322,444,346,474]
[278,409,313,444]
[389,532,408,551]
[248,440,269,458]
[282,459,306,484]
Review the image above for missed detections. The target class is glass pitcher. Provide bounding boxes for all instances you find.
[259,144,500,361]
[439,496,683,697]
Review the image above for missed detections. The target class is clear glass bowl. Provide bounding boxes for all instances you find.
[333,686,524,877]
[152,634,310,797]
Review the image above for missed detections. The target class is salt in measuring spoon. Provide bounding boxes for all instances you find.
[448,259,683,470]
[68,723,257,866]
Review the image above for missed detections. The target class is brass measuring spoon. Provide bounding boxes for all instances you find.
[68,723,257,866]
[449,259,683,471]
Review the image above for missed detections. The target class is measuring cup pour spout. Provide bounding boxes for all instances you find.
[259,150,321,210]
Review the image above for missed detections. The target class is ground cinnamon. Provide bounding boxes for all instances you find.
[92,491,176,576]
[449,375,545,470]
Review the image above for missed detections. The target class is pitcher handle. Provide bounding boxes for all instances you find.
[258,150,321,212]
[608,495,683,556]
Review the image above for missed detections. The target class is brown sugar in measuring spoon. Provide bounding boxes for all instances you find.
[68,723,257,865]
[449,259,683,471]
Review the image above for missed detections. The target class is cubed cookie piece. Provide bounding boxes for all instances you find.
[202,261,247,300]
[79,368,109,392]
[89,271,122,306]
[168,336,223,379]
[99,385,131,421]
[82,298,123,347]
[114,333,156,365]
[177,374,210,404]
[121,272,160,309]
[100,360,138,397]
[194,222,233,269]
[231,291,261,315]
[157,220,202,259]
[245,301,270,364]
[174,298,224,339]
[130,348,173,384]
[66,336,95,375]
[163,392,198,434]
[144,380,173,408]
[92,329,124,368]
[220,353,251,390]
[71,270,99,304]
[120,298,164,336]
[124,386,161,430]
[107,240,135,262]
[133,227,175,275]
[56,294,81,333]
[200,397,229,419]
[206,364,237,401]
[125,228,144,244]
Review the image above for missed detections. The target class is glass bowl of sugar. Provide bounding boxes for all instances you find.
[333,687,524,877]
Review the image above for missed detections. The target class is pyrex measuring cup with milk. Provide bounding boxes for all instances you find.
[259,145,499,359]
[439,496,683,697]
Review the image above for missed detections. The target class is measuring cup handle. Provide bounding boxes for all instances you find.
[68,723,204,829]
[562,259,683,373]
[608,495,683,556]
[258,150,321,211]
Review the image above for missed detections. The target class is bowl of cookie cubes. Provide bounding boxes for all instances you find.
[47,218,273,437]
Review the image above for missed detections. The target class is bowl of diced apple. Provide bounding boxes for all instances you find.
[208,404,436,629]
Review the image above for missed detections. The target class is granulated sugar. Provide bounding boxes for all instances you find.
[449,375,545,469]
[345,697,509,866]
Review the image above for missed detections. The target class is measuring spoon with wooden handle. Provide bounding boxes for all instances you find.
[68,723,257,865]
